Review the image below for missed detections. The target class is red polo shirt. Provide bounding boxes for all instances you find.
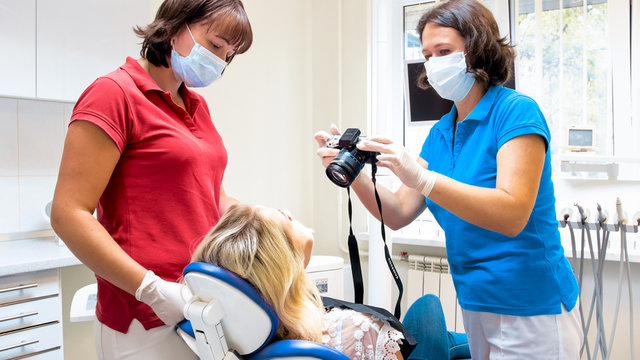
[71,57,227,333]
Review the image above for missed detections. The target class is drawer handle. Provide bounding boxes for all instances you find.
[0,311,38,323]
[0,284,38,294]
[0,339,39,352]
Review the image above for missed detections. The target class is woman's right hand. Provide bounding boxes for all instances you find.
[136,270,193,326]
[314,124,342,168]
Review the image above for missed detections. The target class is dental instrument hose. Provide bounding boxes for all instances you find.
[565,212,577,271]
[588,204,609,360]
[604,198,635,360]
[575,203,592,360]
[561,209,591,358]
[596,204,611,353]
[563,209,597,359]
[578,204,607,360]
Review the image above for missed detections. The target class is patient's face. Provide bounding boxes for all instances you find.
[263,207,314,267]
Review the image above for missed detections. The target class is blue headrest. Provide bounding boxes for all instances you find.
[247,340,351,360]
[182,262,279,355]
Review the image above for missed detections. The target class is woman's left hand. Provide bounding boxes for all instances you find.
[356,137,429,191]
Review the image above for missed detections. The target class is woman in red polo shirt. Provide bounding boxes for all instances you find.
[51,0,252,358]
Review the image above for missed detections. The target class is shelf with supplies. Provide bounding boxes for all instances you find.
[555,153,640,181]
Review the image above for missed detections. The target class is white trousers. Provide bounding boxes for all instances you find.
[462,300,583,360]
[94,319,198,360]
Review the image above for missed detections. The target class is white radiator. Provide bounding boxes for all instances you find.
[406,256,465,333]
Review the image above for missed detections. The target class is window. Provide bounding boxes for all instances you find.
[403,0,504,61]
[513,0,640,179]
[404,3,435,61]
[513,0,613,156]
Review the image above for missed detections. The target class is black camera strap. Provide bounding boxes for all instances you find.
[346,163,403,319]
[346,186,364,304]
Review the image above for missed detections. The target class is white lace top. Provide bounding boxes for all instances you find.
[321,308,404,360]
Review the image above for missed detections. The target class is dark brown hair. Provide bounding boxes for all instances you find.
[134,0,253,68]
[416,0,514,89]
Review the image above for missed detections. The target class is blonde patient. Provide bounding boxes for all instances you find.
[191,204,406,360]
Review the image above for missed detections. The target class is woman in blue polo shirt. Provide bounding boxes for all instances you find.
[315,0,582,359]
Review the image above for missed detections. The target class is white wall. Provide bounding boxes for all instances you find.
[196,0,314,223]
[196,0,370,257]
[0,98,72,233]
[0,96,100,360]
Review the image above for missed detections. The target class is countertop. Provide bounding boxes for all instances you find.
[0,236,82,277]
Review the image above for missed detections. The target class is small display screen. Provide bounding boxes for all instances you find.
[406,62,453,122]
[568,129,593,147]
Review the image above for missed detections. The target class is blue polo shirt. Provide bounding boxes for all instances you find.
[420,85,578,316]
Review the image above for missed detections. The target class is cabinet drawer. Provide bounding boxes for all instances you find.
[0,322,61,359]
[0,295,61,334]
[6,347,62,360]
[0,270,59,305]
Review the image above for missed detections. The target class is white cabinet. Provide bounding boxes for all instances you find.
[0,1,37,98]
[36,0,151,102]
[0,0,151,102]
[0,269,63,359]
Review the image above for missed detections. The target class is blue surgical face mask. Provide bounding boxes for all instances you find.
[424,51,475,102]
[171,25,227,87]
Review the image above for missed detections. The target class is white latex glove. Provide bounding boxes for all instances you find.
[135,270,193,326]
[314,124,342,168]
[357,137,437,197]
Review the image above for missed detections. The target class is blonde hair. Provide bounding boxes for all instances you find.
[191,204,324,342]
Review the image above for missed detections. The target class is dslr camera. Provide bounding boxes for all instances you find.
[325,128,378,187]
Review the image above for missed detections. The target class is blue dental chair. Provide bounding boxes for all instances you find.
[176,262,351,360]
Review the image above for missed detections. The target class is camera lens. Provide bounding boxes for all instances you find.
[325,147,368,187]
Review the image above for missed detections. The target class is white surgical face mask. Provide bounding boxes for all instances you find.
[171,25,227,87]
[424,51,475,102]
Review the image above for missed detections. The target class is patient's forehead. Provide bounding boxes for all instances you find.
[255,206,290,229]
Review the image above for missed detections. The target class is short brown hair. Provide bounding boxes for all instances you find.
[134,0,253,68]
[416,0,514,89]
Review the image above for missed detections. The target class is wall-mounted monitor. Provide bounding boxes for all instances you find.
[404,59,453,123]
[404,59,516,123]
[402,58,516,152]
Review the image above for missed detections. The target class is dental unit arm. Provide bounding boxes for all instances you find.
[615,197,627,227]
[596,203,608,227]
[176,262,351,360]
[633,211,640,230]
[575,203,591,227]
[558,200,637,360]
[607,198,636,360]
[558,207,573,227]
